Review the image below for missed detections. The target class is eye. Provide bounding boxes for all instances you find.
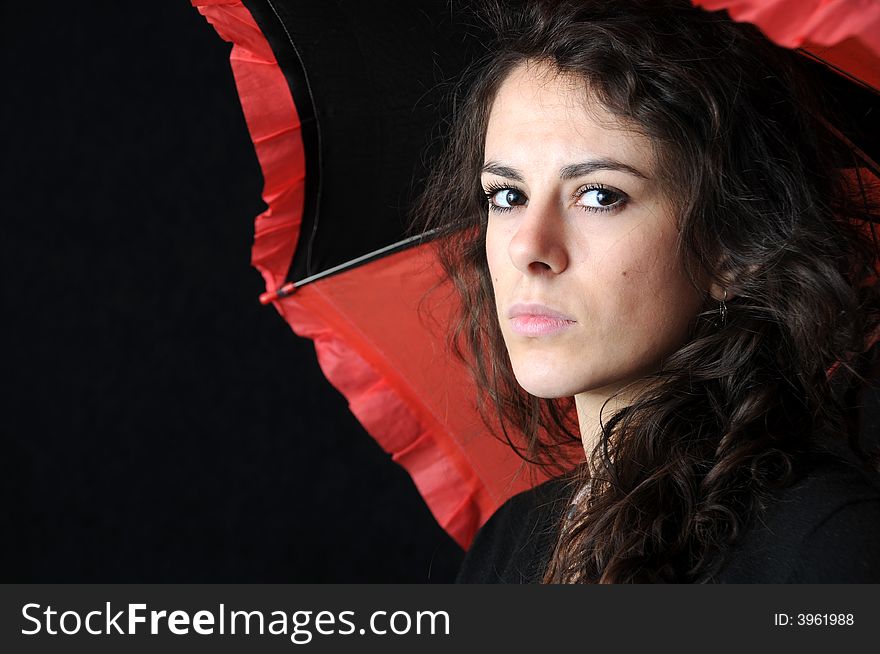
[484,184,527,213]
[576,185,628,213]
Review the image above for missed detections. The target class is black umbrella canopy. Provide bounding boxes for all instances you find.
[242,0,489,283]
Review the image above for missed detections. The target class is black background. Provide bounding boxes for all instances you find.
[2,1,463,581]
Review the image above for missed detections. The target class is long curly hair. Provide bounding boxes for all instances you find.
[407,0,880,583]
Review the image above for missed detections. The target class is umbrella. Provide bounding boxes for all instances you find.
[191,0,880,550]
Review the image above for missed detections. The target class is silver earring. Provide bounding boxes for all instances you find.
[718,289,728,328]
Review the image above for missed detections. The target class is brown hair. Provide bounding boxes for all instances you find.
[408,0,880,582]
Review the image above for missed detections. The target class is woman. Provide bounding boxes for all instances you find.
[409,0,880,583]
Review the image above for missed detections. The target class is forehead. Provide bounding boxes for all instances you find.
[484,60,655,172]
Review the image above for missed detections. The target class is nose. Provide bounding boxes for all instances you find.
[507,197,569,275]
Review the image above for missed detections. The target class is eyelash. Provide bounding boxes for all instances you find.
[481,183,514,214]
[482,182,628,214]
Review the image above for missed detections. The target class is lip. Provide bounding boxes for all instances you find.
[508,302,576,336]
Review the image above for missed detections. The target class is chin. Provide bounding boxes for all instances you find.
[511,369,577,399]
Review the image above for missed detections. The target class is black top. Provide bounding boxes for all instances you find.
[455,452,880,583]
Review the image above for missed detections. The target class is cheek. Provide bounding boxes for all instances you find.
[484,227,506,288]
[603,231,693,321]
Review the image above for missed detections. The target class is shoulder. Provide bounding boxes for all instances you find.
[455,474,573,584]
[714,455,880,583]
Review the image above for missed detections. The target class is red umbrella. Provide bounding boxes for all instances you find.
[191,0,880,549]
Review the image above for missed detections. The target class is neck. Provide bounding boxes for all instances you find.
[574,383,643,461]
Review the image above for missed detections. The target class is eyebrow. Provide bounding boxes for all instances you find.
[481,158,648,181]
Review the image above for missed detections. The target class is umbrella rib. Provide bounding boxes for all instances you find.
[292,228,443,287]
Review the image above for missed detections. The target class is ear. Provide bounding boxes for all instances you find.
[707,262,759,301]
[708,278,732,302]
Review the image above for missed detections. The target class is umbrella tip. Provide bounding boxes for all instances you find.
[259,282,298,305]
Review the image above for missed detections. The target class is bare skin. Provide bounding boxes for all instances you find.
[483,60,724,458]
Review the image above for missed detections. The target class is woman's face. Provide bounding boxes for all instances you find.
[483,60,705,402]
